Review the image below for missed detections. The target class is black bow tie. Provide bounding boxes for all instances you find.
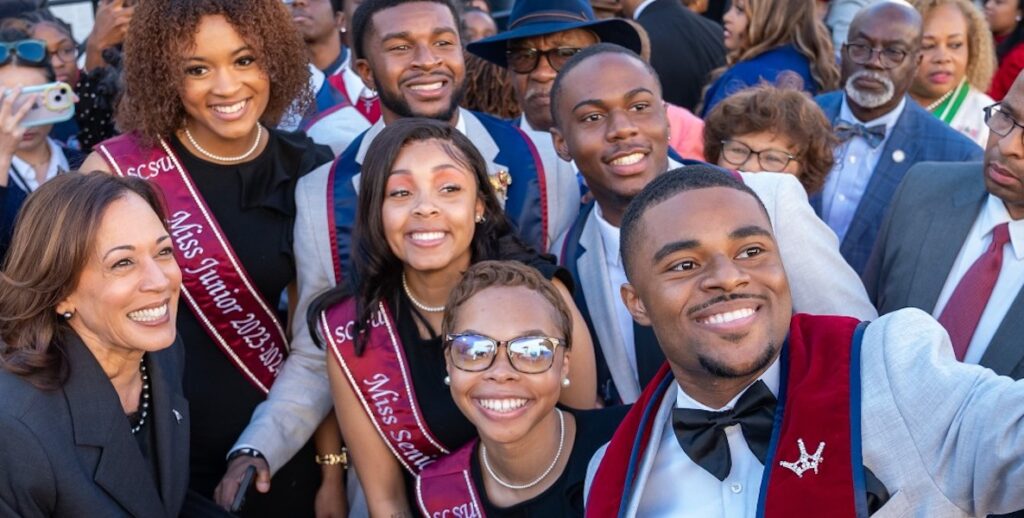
[672,380,777,481]
[834,120,886,148]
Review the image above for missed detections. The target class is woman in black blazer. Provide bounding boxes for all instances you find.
[0,172,189,517]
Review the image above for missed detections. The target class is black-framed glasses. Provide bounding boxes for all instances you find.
[49,44,79,64]
[844,43,909,69]
[0,40,47,66]
[445,333,566,374]
[984,103,1024,140]
[720,139,796,172]
[505,47,582,74]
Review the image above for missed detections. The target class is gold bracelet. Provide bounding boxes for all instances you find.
[315,450,348,469]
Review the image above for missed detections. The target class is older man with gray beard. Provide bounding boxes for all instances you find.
[813,1,982,274]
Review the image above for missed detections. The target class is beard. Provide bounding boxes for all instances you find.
[844,70,896,109]
[377,77,467,122]
[697,338,779,379]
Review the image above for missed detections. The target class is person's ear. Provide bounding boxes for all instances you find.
[551,127,573,162]
[335,11,346,32]
[621,282,652,326]
[355,58,376,91]
[559,348,571,383]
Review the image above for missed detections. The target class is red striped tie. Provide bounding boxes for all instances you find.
[937,222,1011,361]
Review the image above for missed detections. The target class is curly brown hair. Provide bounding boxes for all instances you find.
[461,53,521,119]
[117,0,312,143]
[703,84,837,194]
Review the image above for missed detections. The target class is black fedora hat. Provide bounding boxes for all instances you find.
[467,0,643,68]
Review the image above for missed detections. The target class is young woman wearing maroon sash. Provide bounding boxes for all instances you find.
[312,118,598,516]
[78,0,337,515]
[415,260,626,517]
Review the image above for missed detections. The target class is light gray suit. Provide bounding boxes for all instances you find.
[586,308,1024,516]
[556,170,878,403]
[863,161,1024,379]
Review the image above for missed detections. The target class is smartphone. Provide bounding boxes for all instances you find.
[230,465,257,513]
[10,82,75,128]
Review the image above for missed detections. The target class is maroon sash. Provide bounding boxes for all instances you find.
[96,133,289,394]
[320,297,449,474]
[415,440,486,518]
[587,314,864,517]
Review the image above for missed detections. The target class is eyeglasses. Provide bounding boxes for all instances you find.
[445,333,566,374]
[505,47,582,74]
[719,139,796,172]
[984,103,1024,141]
[0,40,47,66]
[49,44,79,64]
[844,43,909,69]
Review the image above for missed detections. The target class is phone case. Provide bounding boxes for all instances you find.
[14,82,75,128]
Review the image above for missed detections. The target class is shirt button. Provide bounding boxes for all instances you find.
[848,156,857,164]
[730,482,742,494]
[838,194,847,201]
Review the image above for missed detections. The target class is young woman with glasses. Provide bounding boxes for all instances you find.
[0,28,83,259]
[311,118,597,516]
[702,84,837,194]
[415,260,626,517]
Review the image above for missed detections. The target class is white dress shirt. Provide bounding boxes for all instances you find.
[9,138,68,192]
[339,53,376,107]
[633,0,657,18]
[821,96,906,242]
[638,358,781,517]
[593,203,637,375]
[931,195,1024,364]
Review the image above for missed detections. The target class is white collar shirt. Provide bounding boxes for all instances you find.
[593,203,637,376]
[9,138,68,192]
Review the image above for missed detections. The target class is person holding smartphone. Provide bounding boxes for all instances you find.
[77,1,342,515]
[0,27,82,260]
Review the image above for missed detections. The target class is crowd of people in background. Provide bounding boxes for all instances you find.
[1,0,1024,516]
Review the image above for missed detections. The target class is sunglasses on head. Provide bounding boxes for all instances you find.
[0,40,47,66]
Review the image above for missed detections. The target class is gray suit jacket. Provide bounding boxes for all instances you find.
[586,309,1024,516]
[863,161,1024,379]
[556,170,878,403]
[0,333,189,517]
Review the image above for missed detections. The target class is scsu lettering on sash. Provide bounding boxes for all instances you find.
[432,503,480,518]
[125,155,174,179]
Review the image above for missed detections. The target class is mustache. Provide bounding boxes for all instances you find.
[686,293,768,317]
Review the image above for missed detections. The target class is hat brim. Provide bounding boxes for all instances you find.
[467,18,644,68]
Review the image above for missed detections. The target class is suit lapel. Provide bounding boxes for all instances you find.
[981,286,1024,375]
[577,211,641,402]
[147,350,189,517]
[63,336,164,518]
[461,110,511,179]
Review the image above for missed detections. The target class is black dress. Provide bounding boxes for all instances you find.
[169,130,332,517]
[468,405,630,517]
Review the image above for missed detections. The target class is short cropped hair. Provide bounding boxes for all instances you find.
[620,165,768,281]
[703,84,837,194]
[442,260,573,348]
[351,0,461,60]
[549,42,659,129]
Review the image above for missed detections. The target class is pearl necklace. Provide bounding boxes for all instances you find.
[482,409,565,490]
[401,273,445,313]
[926,83,958,112]
[130,359,150,435]
[184,123,263,162]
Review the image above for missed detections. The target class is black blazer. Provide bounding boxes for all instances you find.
[636,0,726,111]
[0,332,189,517]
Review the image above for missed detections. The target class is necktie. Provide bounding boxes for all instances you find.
[834,119,887,148]
[633,321,665,390]
[938,222,1011,361]
[672,380,777,481]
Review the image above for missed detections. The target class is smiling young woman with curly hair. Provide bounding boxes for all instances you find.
[78,0,337,515]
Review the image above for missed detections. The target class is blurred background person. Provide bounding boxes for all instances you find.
[0,172,188,517]
[315,119,596,516]
[463,5,498,43]
[18,10,80,150]
[910,0,996,147]
[462,53,521,119]
[417,261,627,517]
[78,0,339,515]
[986,0,1024,100]
[700,0,839,117]
[704,84,837,194]
[0,27,82,260]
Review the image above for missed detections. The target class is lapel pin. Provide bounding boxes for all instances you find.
[172,409,183,424]
[892,149,905,163]
[779,438,825,478]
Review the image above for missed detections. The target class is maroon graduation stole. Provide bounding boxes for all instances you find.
[320,297,449,474]
[415,440,486,518]
[587,314,868,518]
[96,133,289,394]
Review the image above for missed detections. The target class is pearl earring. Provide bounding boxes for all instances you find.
[443,375,451,386]
[61,311,73,320]
[562,378,571,387]
[475,214,486,224]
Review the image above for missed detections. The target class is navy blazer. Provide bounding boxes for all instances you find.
[812,92,983,274]
[0,333,189,517]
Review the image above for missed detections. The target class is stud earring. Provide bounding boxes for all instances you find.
[443,375,451,386]
[475,214,485,224]
[562,378,571,387]
[61,311,73,320]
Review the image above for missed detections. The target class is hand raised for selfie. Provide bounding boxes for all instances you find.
[0,87,37,187]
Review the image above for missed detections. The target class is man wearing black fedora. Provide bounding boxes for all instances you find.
[467,0,645,239]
